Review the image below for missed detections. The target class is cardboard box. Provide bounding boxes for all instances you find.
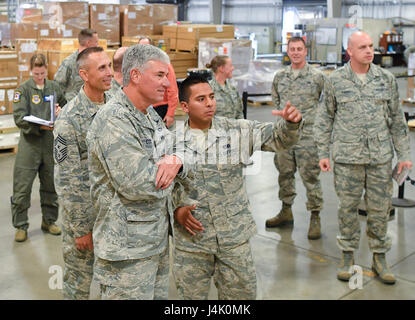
[105,49,116,66]
[0,87,15,115]
[16,8,43,23]
[46,50,72,80]
[152,4,178,35]
[39,2,89,38]
[37,23,67,39]
[0,13,8,23]
[15,39,38,84]
[0,51,18,85]
[122,35,170,52]
[168,52,198,78]
[164,24,235,51]
[11,23,40,43]
[38,38,107,51]
[89,4,120,46]
[121,5,154,37]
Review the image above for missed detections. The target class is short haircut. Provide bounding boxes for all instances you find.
[287,36,306,49]
[78,28,97,46]
[30,53,47,70]
[179,74,210,103]
[113,47,128,73]
[138,36,154,45]
[76,46,104,70]
[205,55,229,73]
[122,44,170,86]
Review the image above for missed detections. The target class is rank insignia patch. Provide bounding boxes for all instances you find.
[54,135,67,163]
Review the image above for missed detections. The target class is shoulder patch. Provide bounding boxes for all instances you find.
[54,135,68,164]
[32,95,41,104]
[13,91,22,103]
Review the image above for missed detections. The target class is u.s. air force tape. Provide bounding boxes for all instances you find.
[54,134,67,163]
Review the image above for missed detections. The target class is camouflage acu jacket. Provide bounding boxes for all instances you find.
[54,50,84,102]
[172,116,302,253]
[209,77,244,119]
[314,62,410,165]
[86,89,189,261]
[54,87,113,238]
[272,63,326,136]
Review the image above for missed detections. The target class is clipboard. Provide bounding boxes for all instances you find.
[23,94,55,127]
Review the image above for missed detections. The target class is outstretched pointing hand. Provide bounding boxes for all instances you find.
[272,101,302,123]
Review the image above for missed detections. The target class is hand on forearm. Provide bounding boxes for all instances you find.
[155,155,182,190]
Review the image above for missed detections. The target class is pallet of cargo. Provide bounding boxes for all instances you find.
[247,98,274,107]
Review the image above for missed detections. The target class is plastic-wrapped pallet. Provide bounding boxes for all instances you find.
[232,59,282,97]
[198,38,252,77]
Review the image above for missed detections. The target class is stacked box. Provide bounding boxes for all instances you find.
[122,36,170,52]
[121,5,154,37]
[11,23,40,44]
[0,88,16,115]
[0,23,12,47]
[37,23,68,39]
[168,52,198,79]
[38,38,107,51]
[89,4,120,46]
[198,38,252,77]
[152,4,178,35]
[15,39,38,85]
[164,24,235,51]
[0,13,8,23]
[39,1,89,39]
[121,4,178,37]
[16,8,43,23]
[46,50,72,80]
[105,49,116,67]
[0,51,18,115]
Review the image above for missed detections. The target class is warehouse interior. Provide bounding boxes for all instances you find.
[0,0,415,300]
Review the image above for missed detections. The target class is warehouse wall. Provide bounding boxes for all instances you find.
[341,0,415,45]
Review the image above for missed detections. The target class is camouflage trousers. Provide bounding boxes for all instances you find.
[95,247,169,300]
[274,135,323,211]
[173,241,257,300]
[334,162,392,253]
[62,224,94,300]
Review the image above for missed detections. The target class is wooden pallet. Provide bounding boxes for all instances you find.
[247,99,274,107]
[0,145,17,156]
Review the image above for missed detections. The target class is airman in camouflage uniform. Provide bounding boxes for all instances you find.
[314,31,412,284]
[207,56,244,119]
[54,47,114,299]
[54,29,99,102]
[12,53,66,242]
[265,37,325,240]
[209,77,244,119]
[172,75,302,300]
[86,45,189,300]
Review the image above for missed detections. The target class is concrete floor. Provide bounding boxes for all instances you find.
[1,68,414,300]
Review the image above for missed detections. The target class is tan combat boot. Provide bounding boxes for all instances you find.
[41,221,62,236]
[265,205,293,227]
[337,251,354,281]
[15,229,27,242]
[372,253,396,285]
[307,211,321,240]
